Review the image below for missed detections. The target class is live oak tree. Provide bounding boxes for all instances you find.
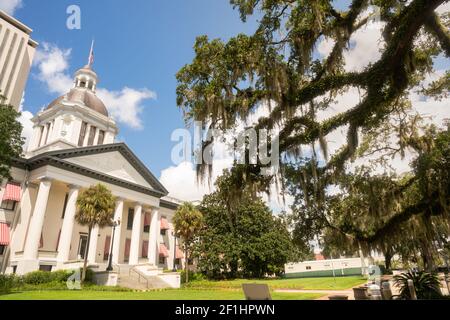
[75,184,116,282]
[173,202,204,283]
[0,94,24,181]
[176,0,449,245]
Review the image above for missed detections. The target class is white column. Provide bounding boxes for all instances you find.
[148,208,160,266]
[112,198,124,264]
[83,124,91,146]
[28,126,41,152]
[23,178,52,260]
[57,185,80,263]
[87,225,99,264]
[93,128,100,146]
[129,203,143,265]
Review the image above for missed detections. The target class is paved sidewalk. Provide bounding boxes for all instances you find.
[275,289,355,300]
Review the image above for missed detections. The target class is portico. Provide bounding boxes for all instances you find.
[4,157,179,275]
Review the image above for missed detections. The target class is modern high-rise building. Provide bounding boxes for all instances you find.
[0,10,38,109]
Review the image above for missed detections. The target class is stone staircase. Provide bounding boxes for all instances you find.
[115,264,181,291]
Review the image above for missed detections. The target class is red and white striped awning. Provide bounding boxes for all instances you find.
[159,244,169,257]
[0,223,11,246]
[2,183,21,202]
[160,217,170,230]
[175,246,184,259]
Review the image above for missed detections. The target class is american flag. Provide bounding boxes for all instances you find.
[88,40,94,66]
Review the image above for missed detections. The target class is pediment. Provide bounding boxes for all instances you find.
[30,143,169,195]
[65,151,153,189]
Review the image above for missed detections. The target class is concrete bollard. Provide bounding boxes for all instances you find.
[407,279,417,300]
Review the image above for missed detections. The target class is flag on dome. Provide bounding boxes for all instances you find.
[88,40,95,67]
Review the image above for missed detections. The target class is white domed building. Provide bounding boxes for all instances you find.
[0,51,184,287]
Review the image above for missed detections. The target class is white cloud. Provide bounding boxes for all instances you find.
[33,43,73,95]
[18,110,33,151]
[17,94,34,151]
[0,0,22,15]
[318,20,384,73]
[159,159,233,202]
[33,43,155,129]
[97,87,156,130]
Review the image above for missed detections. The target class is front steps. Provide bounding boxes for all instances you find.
[114,264,181,291]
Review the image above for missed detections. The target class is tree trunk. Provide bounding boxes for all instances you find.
[185,247,189,283]
[419,239,435,272]
[82,226,92,283]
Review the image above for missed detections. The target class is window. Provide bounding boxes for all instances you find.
[39,265,53,272]
[160,229,167,236]
[97,130,105,145]
[87,126,97,146]
[38,126,44,147]
[77,234,88,259]
[0,200,16,211]
[159,256,166,265]
[127,209,134,230]
[80,81,86,88]
[306,266,312,270]
[61,193,69,218]
[144,225,150,233]
[78,122,88,146]
[43,122,51,145]
[0,245,5,255]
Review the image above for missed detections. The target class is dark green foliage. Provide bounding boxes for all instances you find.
[0,98,24,181]
[180,270,206,284]
[22,270,75,285]
[195,170,295,279]
[393,271,442,300]
[0,274,15,294]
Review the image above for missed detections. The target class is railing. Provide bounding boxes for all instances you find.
[129,267,149,288]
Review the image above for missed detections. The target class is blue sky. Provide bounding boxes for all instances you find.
[10,0,259,177]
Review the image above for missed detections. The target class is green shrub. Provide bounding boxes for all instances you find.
[0,274,16,294]
[51,270,75,282]
[83,268,95,283]
[180,270,206,284]
[22,271,53,285]
[22,269,75,285]
[393,271,442,300]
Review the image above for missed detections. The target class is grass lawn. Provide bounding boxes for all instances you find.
[0,289,323,300]
[0,276,364,300]
[185,276,367,291]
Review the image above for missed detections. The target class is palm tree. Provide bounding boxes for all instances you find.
[76,184,116,282]
[173,202,203,283]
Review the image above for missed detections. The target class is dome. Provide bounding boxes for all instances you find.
[46,88,108,117]
[75,64,98,79]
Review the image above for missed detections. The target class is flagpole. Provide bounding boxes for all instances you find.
[88,40,95,67]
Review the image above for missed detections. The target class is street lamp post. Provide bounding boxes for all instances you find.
[106,219,120,272]
[172,232,177,272]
